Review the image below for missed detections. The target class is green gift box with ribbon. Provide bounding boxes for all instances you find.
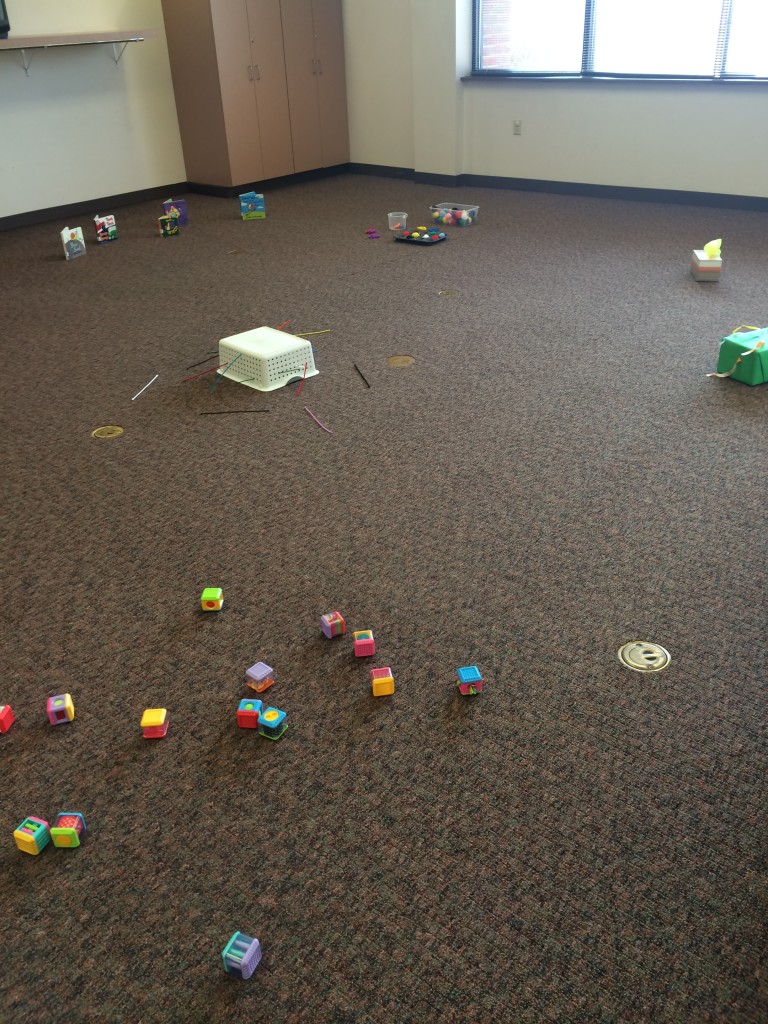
[711,326,768,386]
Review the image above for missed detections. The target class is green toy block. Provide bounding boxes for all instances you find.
[715,328,768,386]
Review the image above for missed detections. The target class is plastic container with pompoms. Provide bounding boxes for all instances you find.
[429,203,479,227]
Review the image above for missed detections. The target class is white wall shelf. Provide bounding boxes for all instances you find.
[0,31,155,74]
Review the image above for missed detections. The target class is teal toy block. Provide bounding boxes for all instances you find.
[258,707,287,740]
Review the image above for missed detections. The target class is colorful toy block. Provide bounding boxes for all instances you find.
[222,932,262,978]
[0,704,14,733]
[370,667,395,697]
[258,707,287,741]
[245,661,274,692]
[50,812,86,848]
[320,611,346,638]
[237,698,263,729]
[238,192,265,220]
[141,708,169,738]
[456,665,483,696]
[353,629,376,657]
[201,587,224,611]
[13,816,50,855]
[46,693,75,725]
[162,198,188,226]
[94,213,118,243]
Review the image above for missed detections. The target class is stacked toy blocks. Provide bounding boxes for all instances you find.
[353,630,376,657]
[246,661,274,693]
[456,666,483,696]
[47,693,75,725]
[370,667,395,697]
[320,611,346,638]
[222,932,262,978]
[201,587,224,611]
[0,704,14,733]
[13,816,51,855]
[141,708,169,738]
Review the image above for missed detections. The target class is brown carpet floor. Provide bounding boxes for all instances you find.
[1,174,766,1024]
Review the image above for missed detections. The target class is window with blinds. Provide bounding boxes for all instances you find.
[472,0,768,80]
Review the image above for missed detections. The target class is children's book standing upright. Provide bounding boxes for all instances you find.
[239,192,265,220]
[61,226,86,260]
[94,214,118,243]
[157,215,179,237]
[163,198,188,226]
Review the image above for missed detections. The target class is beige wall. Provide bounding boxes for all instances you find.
[2,0,767,220]
[0,0,185,219]
[344,0,768,198]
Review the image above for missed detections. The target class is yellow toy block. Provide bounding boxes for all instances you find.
[370,667,395,697]
[141,708,169,738]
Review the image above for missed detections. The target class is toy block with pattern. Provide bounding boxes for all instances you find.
[258,707,287,741]
[201,587,224,611]
[141,708,169,738]
[456,665,483,695]
[353,630,376,657]
[14,816,51,855]
[370,667,395,697]
[0,704,14,733]
[47,693,75,725]
[237,698,263,729]
[50,812,86,848]
[222,932,262,978]
[320,611,346,638]
[246,661,274,692]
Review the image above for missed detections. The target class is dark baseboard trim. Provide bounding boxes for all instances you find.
[0,182,189,232]
[348,163,768,212]
[5,164,767,230]
[347,162,413,181]
[187,164,350,198]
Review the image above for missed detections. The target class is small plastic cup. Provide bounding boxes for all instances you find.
[388,212,407,231]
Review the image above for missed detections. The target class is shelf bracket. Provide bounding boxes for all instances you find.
[19,47,33,75]
[111,41,129,64]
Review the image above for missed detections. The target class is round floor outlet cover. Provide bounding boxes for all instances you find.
[618,641,671,673]
[92,425,124,439]
[387,355,415,367]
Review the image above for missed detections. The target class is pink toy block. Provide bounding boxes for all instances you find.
[0,704,14,733]
[353,630,375,657]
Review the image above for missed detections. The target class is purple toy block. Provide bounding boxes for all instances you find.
[222,932,262,979]
[246,661,273,685]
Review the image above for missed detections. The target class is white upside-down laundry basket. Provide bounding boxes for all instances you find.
[218,326,319,392]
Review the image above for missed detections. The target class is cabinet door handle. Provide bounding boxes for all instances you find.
[253,64,260,79]
[316,58,322,74]
[311,59,317,74]
[247,64,253,80]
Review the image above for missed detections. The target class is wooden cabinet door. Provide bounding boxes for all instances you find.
[280,0,323,173]
[210,0,264,185]
[246,0,295,180]
[312,0,349,167]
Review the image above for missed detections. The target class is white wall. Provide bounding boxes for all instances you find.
[343,0,768,198]
[3,0,767,220]
[0,0,184,219]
